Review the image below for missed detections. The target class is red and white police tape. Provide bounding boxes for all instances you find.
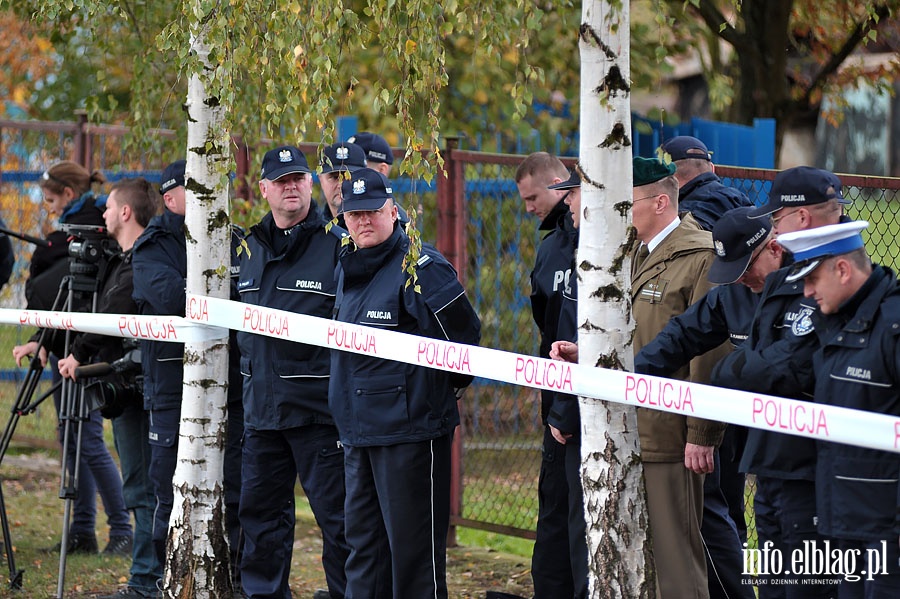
[3,296,899,454]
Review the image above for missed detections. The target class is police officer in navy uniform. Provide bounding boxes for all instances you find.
[347,131,394,177]
[545,169,589,598]
[319,141,367,221]
[236,145,349,599]
[661,136,754,231]
[514,152,581,598]
[132,159,245,590]
[712,168,850,598]
[778,221,900,599]
[330,168,481,598]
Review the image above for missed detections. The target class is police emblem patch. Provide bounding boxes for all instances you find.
[279,149,292,163]
[336,146,349,160]
[791,306,815,336]
[714,239,726,257]
[353,179,366,194]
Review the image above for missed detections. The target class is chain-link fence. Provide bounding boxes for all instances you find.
[3,118,900,549]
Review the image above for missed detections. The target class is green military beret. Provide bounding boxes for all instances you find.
[633,156,676,187]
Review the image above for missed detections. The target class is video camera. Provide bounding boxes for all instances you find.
[74,348,143,419]
[60,223,119,264]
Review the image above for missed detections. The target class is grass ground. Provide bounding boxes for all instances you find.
[0,372,534,599]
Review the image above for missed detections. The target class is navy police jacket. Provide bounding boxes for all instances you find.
[530,199,576,424]
[636,282,758,377]
[133,209,243,411]
[813,265,900,541]
[679,172,753,232]
[237,204,341,430]
[712,266,829,480]
[329,225,481,447]
[544,225,580,438]
[132,209,187,411]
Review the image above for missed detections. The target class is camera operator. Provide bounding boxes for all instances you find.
[55,178,163,599]
[12,161,131,557]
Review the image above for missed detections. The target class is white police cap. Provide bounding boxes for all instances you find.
[778,220,868,282]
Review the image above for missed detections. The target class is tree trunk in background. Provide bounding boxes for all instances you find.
[578,2,654,597]
[165,9,232,598]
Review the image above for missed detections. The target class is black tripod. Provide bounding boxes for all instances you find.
[0,248,103,596]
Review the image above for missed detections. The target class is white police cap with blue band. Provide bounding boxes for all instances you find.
[778,220,868,282]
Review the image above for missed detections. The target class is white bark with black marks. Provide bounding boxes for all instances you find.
[579,2,655,597]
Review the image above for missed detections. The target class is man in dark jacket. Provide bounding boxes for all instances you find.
[236,145,350,599]
[330,168,481,598]
[712,167,848,597]
[777,221,900,598]
[132,160,244,588]
[514,152,583,597]
[661,135,753,231]
[57,177,161,598]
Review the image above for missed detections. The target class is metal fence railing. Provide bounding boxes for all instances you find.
[3,117,900,547]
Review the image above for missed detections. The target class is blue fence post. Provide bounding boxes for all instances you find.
[753,118,777,169]
[336,115,358,142]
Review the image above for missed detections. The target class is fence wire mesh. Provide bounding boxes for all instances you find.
[3,120,900,550]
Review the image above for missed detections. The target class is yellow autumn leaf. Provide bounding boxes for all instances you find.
[404,39,417,55]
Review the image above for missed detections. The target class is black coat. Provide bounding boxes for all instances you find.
[329,225,481,447]
[813,266,900,541]
[237,204,341,430]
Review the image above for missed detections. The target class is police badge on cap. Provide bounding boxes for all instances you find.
[260,145,310,181]
[340,168,394,213]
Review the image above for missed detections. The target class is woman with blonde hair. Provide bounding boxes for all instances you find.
[12,160,132,557]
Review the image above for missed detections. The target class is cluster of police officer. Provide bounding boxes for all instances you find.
[132,135,480,599]
[532,137,899,599]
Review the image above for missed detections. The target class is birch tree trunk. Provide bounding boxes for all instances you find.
[578,2,655,597]
[165,11,232,598]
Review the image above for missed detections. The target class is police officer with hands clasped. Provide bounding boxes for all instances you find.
[330,167,481,598]
[236,145,350,599]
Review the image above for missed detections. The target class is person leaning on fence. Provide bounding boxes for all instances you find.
[777,221,900,598]
[712,166,849,598]
[330,168,481,599]
[235,145,350,599]
[660,135,754,231]
[131,159,245,589]
[55,177,162,599]
[12,160,132,557]
[514,152,586,597]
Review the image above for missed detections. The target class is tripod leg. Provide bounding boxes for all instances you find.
[0,482,24,589]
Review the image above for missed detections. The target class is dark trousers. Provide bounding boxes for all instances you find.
[753,477,837,598]
[835,538,900,599]
[239,425,348,599]
[53,360,131,540]
[343,435,452,599]
[147,407,179,555]
[224,395,244,586]
[703,450,754,599]
[564,440,588,599]
[532,427,574,598]
[112,403,160,594]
